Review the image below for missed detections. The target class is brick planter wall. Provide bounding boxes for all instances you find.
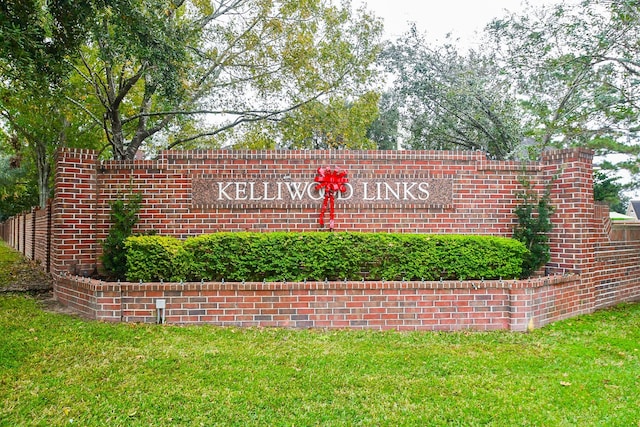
[54,273,589,332]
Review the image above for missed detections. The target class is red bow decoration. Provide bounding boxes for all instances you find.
[314,166,348,230]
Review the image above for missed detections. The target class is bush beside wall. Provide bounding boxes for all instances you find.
[125,232,528,283]
[125,235,184,282]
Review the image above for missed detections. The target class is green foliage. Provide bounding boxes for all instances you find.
[124,232,528,282]
[0,155,38,221]
[0,0,111,209]
[2,0,383,162]
[101,193,142,280]
[593,170,630,214]
[279,93,380,149]
[124,235,184,282]
[487,0,640,174]
[70,0,383,158]
[0,82,103,209]
[382,27,523,158]
[379,0,640,174]
[367,91,400,150]
[230,93,381,150]
[0,0,103,87]
[513,176,555,278]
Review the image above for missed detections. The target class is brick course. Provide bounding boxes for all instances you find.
[55,274,593,331]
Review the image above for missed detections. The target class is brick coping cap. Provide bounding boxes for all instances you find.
[53,273,579,292]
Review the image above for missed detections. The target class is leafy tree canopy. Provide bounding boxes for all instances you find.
[0,0,383,210]
[0,152,38,221]
[0,0,106,88]
[367,91,400,150]
[487,0,640,172]
[379,0,640,176]
[69,0,383,159]
[380,26,525,159]
[593,170,630,214]
[1,0,111,208]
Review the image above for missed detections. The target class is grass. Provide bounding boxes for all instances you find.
[1,298,639,425]
[1,242,639,426]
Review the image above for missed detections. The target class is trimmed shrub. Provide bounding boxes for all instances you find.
[125,235,185,282]
[125,232,529,282]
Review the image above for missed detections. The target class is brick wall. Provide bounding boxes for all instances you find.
[542,149,601,275]
[54,273,121,320]
[2,147,639,331]
[54,273,584,331]
[24,210,33,261]
[51,147,608,279]
[593,241,640,309]
[34,203,52,272]
[0,203,52,272]
[51,149,99,277]
[55,148,543,276]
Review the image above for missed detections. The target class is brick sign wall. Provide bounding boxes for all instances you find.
[37,147,640,330]
[53,148,540,276]
[52,147,600,277]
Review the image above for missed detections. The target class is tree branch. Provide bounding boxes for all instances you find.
[63,96,103,126]
[167,92,327,149]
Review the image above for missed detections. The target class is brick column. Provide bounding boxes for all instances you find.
[30,208,36,260]
[20,213,26,255]
[52,149,99,276]
[542,148,596,275]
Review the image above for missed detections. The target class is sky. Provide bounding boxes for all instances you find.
[355,0,567,45]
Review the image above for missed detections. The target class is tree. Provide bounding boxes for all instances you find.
[278,92,380,149]
[1,0,108,207]
[1,89,65,208]
[0,77,104,208]
[102,193,142,280]
[0,149,38,221]
[0,0,107,87]
[367,91,400,150]
[382,27,524,159]
[487,0,640,173]
[218,92,380,150]
[513,174,554,278]
[71,0,382,159]
[593,170,630,214]
[0,0,382,210]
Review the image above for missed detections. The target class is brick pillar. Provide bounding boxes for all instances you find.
[30,208,36,260]
[46,200,52,273]
[542,148,596,275]
[21,213,26,255]
[52,149,99,276]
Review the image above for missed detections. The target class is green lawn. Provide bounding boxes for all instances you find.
[1,241,639,426]
[0,296,638,426]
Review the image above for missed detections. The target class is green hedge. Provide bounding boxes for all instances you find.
[125,232,529,283]
[125,235,184,282]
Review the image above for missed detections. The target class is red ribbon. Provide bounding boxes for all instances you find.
[314,166,348,229]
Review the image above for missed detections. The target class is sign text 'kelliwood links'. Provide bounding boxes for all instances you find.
[192,174,453,208]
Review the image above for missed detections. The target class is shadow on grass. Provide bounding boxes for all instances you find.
[0,241,53,293]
